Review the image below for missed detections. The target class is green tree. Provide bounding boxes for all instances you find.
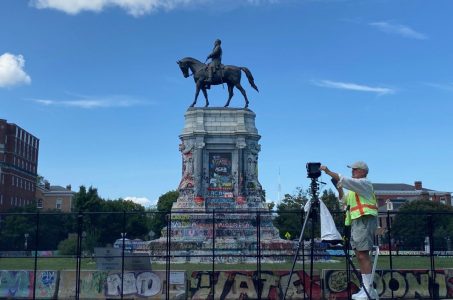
[0,204,73,251]
[57,235,78,255]
[71,186,150,249]
[273,188,308,239]
[392,200,453,250]
[148,190,179,238]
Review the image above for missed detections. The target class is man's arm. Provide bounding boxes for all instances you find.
[340,177,373,199]
[322,166,345,202]
[321,165,373,199]
[320,165,340,181]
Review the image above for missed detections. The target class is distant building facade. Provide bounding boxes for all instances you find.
[36,181,75,212]
[374,181,451,208]
[373,181,451,229]
[0,119,39,212]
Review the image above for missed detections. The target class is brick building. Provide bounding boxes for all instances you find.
[36,181,75,212]
[374,181,451,208]
[373,181,451,229]
[0,119,39,212]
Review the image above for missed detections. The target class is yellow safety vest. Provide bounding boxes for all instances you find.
[344,191,378,226]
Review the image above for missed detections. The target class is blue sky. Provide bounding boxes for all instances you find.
[1,0,452,207]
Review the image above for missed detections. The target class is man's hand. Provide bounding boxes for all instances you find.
[320,165,330,173]
[320,165,340,182]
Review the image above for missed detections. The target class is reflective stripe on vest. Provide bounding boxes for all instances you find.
[347,191,378,220]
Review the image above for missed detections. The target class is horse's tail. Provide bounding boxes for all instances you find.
[240,67,259,92]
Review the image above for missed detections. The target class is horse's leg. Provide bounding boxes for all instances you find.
[235,83,249,108]
[191,82,202,107]
[202,87,209,107]
[224,83,234,107]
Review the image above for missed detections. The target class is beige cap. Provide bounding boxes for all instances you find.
[347,161,369,171]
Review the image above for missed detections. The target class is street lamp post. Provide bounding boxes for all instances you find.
[24,233,29,256]
[82,231,87,257]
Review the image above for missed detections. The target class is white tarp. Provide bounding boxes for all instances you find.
[304,200,342,241]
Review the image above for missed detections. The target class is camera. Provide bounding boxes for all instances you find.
[306,162,321,179]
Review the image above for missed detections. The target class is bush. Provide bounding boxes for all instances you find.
[57,236,77,255]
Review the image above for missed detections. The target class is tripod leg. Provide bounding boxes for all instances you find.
[283,202,313,299]
[371,246,379,280]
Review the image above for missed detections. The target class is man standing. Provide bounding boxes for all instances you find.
[206,39,222,88]
[321,161,379,300]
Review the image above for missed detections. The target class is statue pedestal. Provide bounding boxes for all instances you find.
[150,108,293,263]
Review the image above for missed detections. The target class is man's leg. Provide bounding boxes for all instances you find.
[207,67,212,82]
[352,216,378,299]
[356,250,372,274]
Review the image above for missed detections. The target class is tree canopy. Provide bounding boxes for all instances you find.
[392,199,453,251]
[273,187,342,240]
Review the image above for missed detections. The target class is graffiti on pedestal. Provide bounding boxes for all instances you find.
[190,270,321,300]
[209,153,233,189]
[179,140,194,190]
[323,269,453,300]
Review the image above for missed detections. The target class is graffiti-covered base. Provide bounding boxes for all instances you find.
[150,108,293,262]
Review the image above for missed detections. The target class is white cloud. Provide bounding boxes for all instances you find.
[369,21,427,40]
[424,82,453,92]
[312,80,395,95]
[30,0,277,16]
[124,196,155,207]
[32,94,148,108]
[0,53,31,88]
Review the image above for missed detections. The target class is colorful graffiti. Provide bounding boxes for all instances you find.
[190,270,321,300]
[209,153,233,189]
[0,270,58,298]
[2,268,453,299]
[323,269,453,300]
[57,270,185,299]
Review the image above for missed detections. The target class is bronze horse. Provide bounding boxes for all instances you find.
[177,57,259,108]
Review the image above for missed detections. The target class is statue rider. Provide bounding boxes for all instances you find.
[206,39,222,88]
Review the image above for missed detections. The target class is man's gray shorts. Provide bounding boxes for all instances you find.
[351,215,377,251]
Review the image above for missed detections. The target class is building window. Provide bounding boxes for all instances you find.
[440,196,446,205]
[37,198,43,209]
[56,199,62,210]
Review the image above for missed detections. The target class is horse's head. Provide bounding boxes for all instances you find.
[177,59,190,78]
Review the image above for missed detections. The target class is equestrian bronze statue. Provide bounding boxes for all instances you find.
[177,41,259,108]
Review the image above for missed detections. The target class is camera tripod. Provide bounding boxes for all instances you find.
[282,177,379,300]
[283,177,321,300]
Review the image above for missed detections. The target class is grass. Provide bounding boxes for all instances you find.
[1,256,452,272]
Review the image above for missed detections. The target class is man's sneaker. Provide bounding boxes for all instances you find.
[351,287,366,299]
[353,287,379,300]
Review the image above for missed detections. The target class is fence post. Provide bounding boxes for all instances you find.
[211,209,215,299]
[121,211,126,300]
[32,211,40,300]
[256,211,262,300]
[386,210,394,300]
[165,211,172,300]
[428,213,439,299]
[75,211,83,300]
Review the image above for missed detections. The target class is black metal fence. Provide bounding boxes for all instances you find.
[0,209,452,299]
